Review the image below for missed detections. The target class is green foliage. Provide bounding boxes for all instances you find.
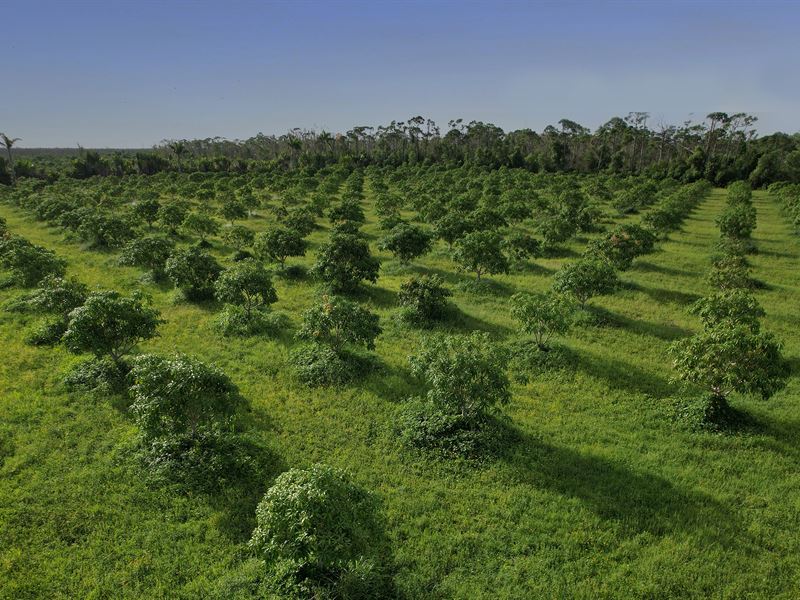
[510,292,575,349]
[213,259,277,316]
[504,232,541,263]
[690,290,765,332]
[165,246,223,300]
[409,331,510,424]
[62,291,163,363]
[289,344,363,387]
[249,464,390,597]
[717,204,756,240]
[536,213,576,250]
[63,355,131,395]
[213,305,290,337]
[182,211,221,242]
[129,352,246,440]
[283,207,316,237]
[157,201,189,234]
[586,224,656,270]
[434,211,473,247]
[220,198,248,224]
[707,253,752,290]
[76,212,135,249]
[0,236,67,287]
[133,197,161,228]
[16,274,88,316]
[452,230,509,281]
[329,200,365,224]
[118,235,174,279]
[297,295,381,351]
[397,274,451,325]
[378,222,433,264]
[311,232,380,292]
[552,258,618,307]
[670,325,787,400]
[253,226,308,267]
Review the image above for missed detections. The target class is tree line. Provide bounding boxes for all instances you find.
[3,111,800,187]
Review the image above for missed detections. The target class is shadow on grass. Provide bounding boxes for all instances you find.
[625,281,702,306]
[510,261,556,276]
[591,306,693,342]
[438,305,514,337]
[353,284,397,309]
[571,345,673,398]
[502,429,742,544]
[207,435,287,542]
[631,260,694,277]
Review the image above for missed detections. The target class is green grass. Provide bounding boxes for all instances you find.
[1,187,799,598]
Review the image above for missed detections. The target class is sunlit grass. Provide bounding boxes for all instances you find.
[1,187,798,598]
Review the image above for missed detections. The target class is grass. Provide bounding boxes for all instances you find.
[1,186,799,598]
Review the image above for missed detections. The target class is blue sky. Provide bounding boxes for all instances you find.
[4,0,799,147]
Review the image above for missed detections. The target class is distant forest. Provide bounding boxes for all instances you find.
[3,112,799,186]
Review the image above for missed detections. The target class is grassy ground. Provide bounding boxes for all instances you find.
[0,187,798,599]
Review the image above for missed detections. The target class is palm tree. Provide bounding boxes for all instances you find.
[168,140,188,172]
[0,133,21,183]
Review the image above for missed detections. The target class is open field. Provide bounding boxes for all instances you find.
[0,174,798,599]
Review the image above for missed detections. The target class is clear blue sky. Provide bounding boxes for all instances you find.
[4,0,799,148]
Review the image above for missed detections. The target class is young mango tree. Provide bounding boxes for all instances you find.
[552,258,618,308]
[118,236,175,280]
[254,226,308,268]
[311,232,380,292]
[510,291,575,350]
[669,324,788,414]
[214,259,277,319]
[182,211,221,245]
[452,230,509,282]
[129,353,246,440]
[165,246,223,301]
[62,291,164,365]
[397,274,452,325]
[378,222,434,265]
[0,236,67,287]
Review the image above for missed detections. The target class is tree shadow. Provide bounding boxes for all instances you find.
[626,281,702,306]
[353,284,397,309]
[510,261,555,276]
[501,429,743,545]
[206,434,287,542]
[456,277,518,298]
[593,306,693,342]
[438,304,514,337]
[542,246,581,259]
[631,260,694,277]
[571,345,673,398]
[745,411,800,462]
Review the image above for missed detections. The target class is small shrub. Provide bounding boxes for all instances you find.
[165,246,223,301]
[510,291,575,349]
[378,222,433,264]
[397,275,451,326]
[297,295,381,351]
[552,258,618,308]
[312,232,380,292]
[63,356,131,395]
[0,236,66,287]
[249,464,391,597]
[214,305,290,337]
